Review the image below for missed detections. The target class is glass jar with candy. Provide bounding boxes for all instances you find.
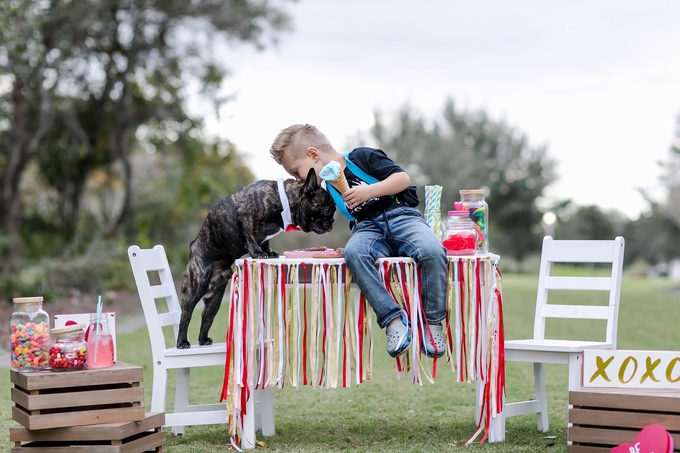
[442,211,478,256]
[9,297,50,372]
[49,324,88,371]
[458,189,489,253]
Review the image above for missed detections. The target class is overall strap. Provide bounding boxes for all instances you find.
[327,183,354,220]
[342,152,380,184]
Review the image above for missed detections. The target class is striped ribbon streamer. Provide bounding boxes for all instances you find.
[223,256,504,447]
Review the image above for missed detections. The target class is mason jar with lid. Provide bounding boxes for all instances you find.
[459,189,489,253]
[442,211,478,256]
[9,297,50,371]
[49,324,88,371]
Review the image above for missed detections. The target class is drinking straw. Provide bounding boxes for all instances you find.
[94,295,102,362]
[424,185,443,239]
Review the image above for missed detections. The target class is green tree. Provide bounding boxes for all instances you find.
[554,205,624,241]
[624,111,680,267]
[659,113,680,230]
[366,99,558,261]
[1,0,293,238]
[622,204,680,266]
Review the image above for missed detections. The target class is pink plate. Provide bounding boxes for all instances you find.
[282,250,319,258]
[283,249,336,259]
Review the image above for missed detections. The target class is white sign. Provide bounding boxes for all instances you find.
[582,349,680,389]
[53,312,118,362]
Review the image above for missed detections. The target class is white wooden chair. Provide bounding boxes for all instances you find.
[495,236,625,435]
[127,245,275,436]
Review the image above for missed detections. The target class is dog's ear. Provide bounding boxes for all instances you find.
[303,168,320,195]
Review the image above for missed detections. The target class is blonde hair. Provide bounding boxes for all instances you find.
[270,124,334,163]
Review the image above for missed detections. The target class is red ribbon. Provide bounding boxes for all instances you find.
[240,261,250,415]
[495,286,505,412]
[280,263,287,388]
[220,274,238,402]
[458,259,467,382]
[302,263,308,386]
[475,258,483,382]
[358,293,365,383]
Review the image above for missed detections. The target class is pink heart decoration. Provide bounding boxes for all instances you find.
[453,202,463,211]
[609,424,673,453]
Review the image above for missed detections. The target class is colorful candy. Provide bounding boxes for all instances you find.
[10,322,50,371]
[458,189,489,253]
[443,232,477,255]
[49,342,87,370]
[49,324,88,371]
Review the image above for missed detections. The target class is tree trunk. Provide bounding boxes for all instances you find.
[0,68,53,234]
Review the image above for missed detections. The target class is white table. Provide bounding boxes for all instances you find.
[223,254,505,448]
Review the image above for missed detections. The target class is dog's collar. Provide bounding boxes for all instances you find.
[277,179,301,232]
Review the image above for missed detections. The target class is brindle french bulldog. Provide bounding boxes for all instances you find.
[177,168,335,349]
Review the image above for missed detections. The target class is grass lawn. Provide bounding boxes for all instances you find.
[1,271,679,452]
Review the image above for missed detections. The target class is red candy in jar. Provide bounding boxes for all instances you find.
[442,211,478,256]
[49,324,87,371]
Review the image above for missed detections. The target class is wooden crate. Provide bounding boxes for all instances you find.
[11,362,145,430]
[569,388,680,452]
[10,412,165,452]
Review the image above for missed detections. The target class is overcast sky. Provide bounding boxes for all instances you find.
[196,0,680,219]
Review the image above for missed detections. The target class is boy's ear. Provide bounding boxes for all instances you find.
[306,147,320,161]
[303,168,319,195]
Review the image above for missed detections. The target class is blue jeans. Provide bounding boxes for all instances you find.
[344,206,448,329]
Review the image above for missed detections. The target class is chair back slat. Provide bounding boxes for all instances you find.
[137,248,168,271]
[543,276,612,291]
[157,311,181,327]
[545,240,619,263]
[150,284,176,300]
[540,304,611,320]
[533,236,625,344]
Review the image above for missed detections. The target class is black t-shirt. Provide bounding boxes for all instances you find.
[344,147,419,222]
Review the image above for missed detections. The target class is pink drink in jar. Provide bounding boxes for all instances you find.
[86,313,115,368]
[87,333,114,367]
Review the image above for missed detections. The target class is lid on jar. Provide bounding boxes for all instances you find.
[448,211,469,216]
[459,189,485,196]
[51,324,85,335]
[13,297,44,304]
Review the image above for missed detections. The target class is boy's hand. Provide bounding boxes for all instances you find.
[342,172,411,208]
[342,185,375,208]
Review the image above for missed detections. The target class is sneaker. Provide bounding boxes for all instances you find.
[386,312,412,358]
[421,323,446,358]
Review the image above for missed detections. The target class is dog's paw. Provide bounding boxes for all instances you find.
[250,252,269,259]
[266,250,280,258]
[177,340,191,349]
[199,337,213,346]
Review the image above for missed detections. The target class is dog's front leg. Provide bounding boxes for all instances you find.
[260,240,279,258]
[236,216,267,259]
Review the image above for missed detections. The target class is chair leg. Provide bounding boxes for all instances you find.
[172,368,191,436]
[566,353,583,447]
[567,353,582,390]
[257,388,276,436]
[151,363,168,415]
[533,363,549,432]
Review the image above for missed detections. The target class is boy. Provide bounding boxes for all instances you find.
[270,124,447,358]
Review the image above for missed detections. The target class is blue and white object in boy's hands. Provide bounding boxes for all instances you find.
[320,161,349,194]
